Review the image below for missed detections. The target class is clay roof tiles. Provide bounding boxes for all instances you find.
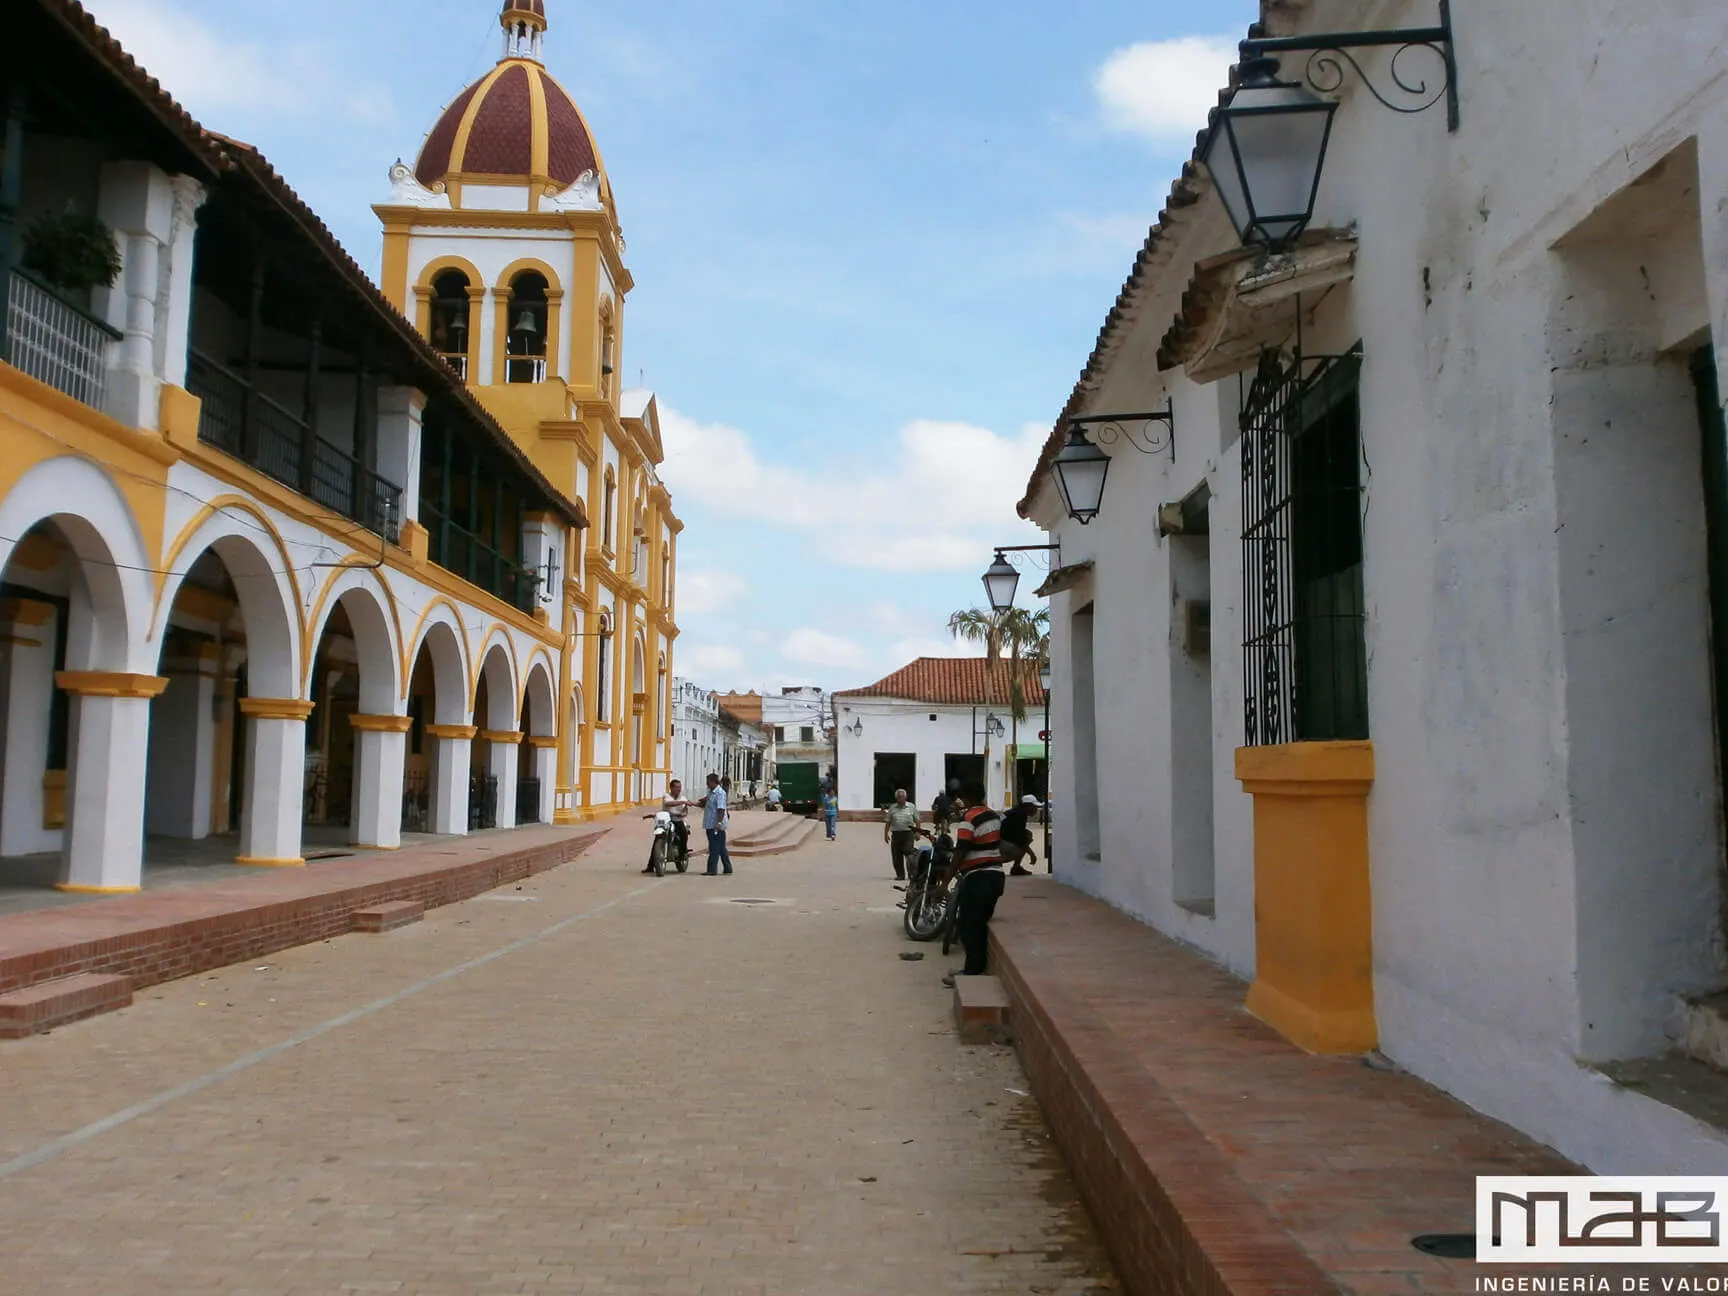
[836,659,1046,709]
[415,63,599,190]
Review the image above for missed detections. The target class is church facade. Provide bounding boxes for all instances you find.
[375,0,680,821]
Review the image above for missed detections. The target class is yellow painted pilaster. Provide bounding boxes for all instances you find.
[1235,741,1377,1055]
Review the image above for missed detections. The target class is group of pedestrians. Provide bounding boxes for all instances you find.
[883,782,1044,989]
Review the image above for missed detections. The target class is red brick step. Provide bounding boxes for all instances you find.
[0,972,133,1038]
[953,974,1012,1045]
[352,900,425,933]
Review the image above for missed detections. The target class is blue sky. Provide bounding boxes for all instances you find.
[87,0,1258,692]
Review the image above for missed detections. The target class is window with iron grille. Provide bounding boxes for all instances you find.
[1239,346,1367,747]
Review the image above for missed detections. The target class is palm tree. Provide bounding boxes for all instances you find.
[947,605,1050,800]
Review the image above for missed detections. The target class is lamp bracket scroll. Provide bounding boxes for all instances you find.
[1066,398,1176,462]
[1239,0,1459,131]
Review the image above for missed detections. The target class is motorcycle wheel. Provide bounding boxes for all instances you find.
[674,844,689,874]
[903,886,947,941]
[650,837,666,878]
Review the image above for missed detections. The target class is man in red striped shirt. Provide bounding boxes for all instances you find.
[941,792,1008,988]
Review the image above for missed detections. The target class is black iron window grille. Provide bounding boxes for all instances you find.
[400,767,430,834]
[1240,345,1368,747]
[469,772,498,831]
[517,776,542,825]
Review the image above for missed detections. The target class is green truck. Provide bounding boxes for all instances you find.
[775,762,823,814]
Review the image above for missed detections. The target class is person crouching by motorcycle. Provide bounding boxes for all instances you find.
[643,778,691,874]
[940,792,1008,989]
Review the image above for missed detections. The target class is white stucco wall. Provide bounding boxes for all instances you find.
[1026,0,1728,1172]
[834,699,1009,812]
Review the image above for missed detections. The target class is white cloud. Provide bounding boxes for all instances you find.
[678,644,747,686]
[1094,36,1238,144]
[782,629,872,671]
[676,569,748,618]
[87,0,393,122]
[658,406,1047,572]
[888,636,968,664]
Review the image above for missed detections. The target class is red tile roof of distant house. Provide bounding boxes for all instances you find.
[835,658,1045,708]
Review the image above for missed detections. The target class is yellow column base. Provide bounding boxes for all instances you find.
[1235,740,1377,1055]
[234,856,307,868]
[54,883,142,894]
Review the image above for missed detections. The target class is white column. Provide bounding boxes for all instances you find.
[145,644,217,839]
[0,598,63,857]
[96,161,175,430]
[237,698,313,866]
[161,175,207,390]
[428,725,474,835]
[531,738,557,824]
[375,387,426,525]
[55,673,167,892]
[350,714,409,849]
[485,729,521,829]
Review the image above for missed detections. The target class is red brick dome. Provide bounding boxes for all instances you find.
[415,59,600,191]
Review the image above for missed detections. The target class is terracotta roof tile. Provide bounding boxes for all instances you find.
[836,659,1046,709]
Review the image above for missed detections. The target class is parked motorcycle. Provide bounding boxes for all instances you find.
[903,831,955,941]
[646,810,691,877]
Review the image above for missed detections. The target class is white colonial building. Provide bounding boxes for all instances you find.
[1022,0,1728,1172]
[670,678,721,792]
[834,659,1042,812]
[0,0,676,897]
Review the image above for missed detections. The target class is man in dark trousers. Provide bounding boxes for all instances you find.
[941,791,1007,989]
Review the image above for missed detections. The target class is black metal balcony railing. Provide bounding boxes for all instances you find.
[422,504,540,614]
[187,349,402,543]
[5,267,122,410]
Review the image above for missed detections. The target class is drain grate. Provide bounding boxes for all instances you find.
[1411,1234,1479,1259]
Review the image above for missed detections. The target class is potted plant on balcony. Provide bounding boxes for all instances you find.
[20,208,122,296]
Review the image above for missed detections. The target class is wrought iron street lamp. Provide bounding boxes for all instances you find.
[1200,4,1459,254]
[983,551,1020,612]
[1053,429,1110,526]
[1202,57,1337,253]
[845,716,863,739]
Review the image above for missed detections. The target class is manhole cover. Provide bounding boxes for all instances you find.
[1411,1234,1479,1259]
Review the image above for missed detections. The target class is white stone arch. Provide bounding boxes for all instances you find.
[565,682,584,785]
[0,456,149,671]
[154,512,301,699]
[521,656,556,737]
[305,567,402,713]
[405,601,472,725]
[629,634,647,764]
[473,631,518,730]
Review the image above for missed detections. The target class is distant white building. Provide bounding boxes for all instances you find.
[833,659,1044,812]
[762,686,835,784]
[670,678,722,791]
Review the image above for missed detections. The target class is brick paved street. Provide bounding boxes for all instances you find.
[0,818,1116,1295]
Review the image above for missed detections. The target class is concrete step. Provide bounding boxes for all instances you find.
[352,900,425,933]
[730,814,818,857]
[1679,993,1728,1070]
[0,973,134,1038]
[953,974,1012,1045]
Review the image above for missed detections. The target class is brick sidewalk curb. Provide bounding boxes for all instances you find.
[990,918,1343,1296]
[0,828,610,998]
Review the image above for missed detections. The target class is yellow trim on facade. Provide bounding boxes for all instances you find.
[480,728,524,744]
[527,735,559,749]
[234,856,307,868]
[239,697,317,721]
[400,596,475,699]
[526,65,550,184]
[350,713,414,733]
[154,493,306,637]
[448,62,516,191]
[425,723,479,740]
[55,671,170,699]
[54,883,143,894]
[1236,740,1377,1056]
[0,596,55,626]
